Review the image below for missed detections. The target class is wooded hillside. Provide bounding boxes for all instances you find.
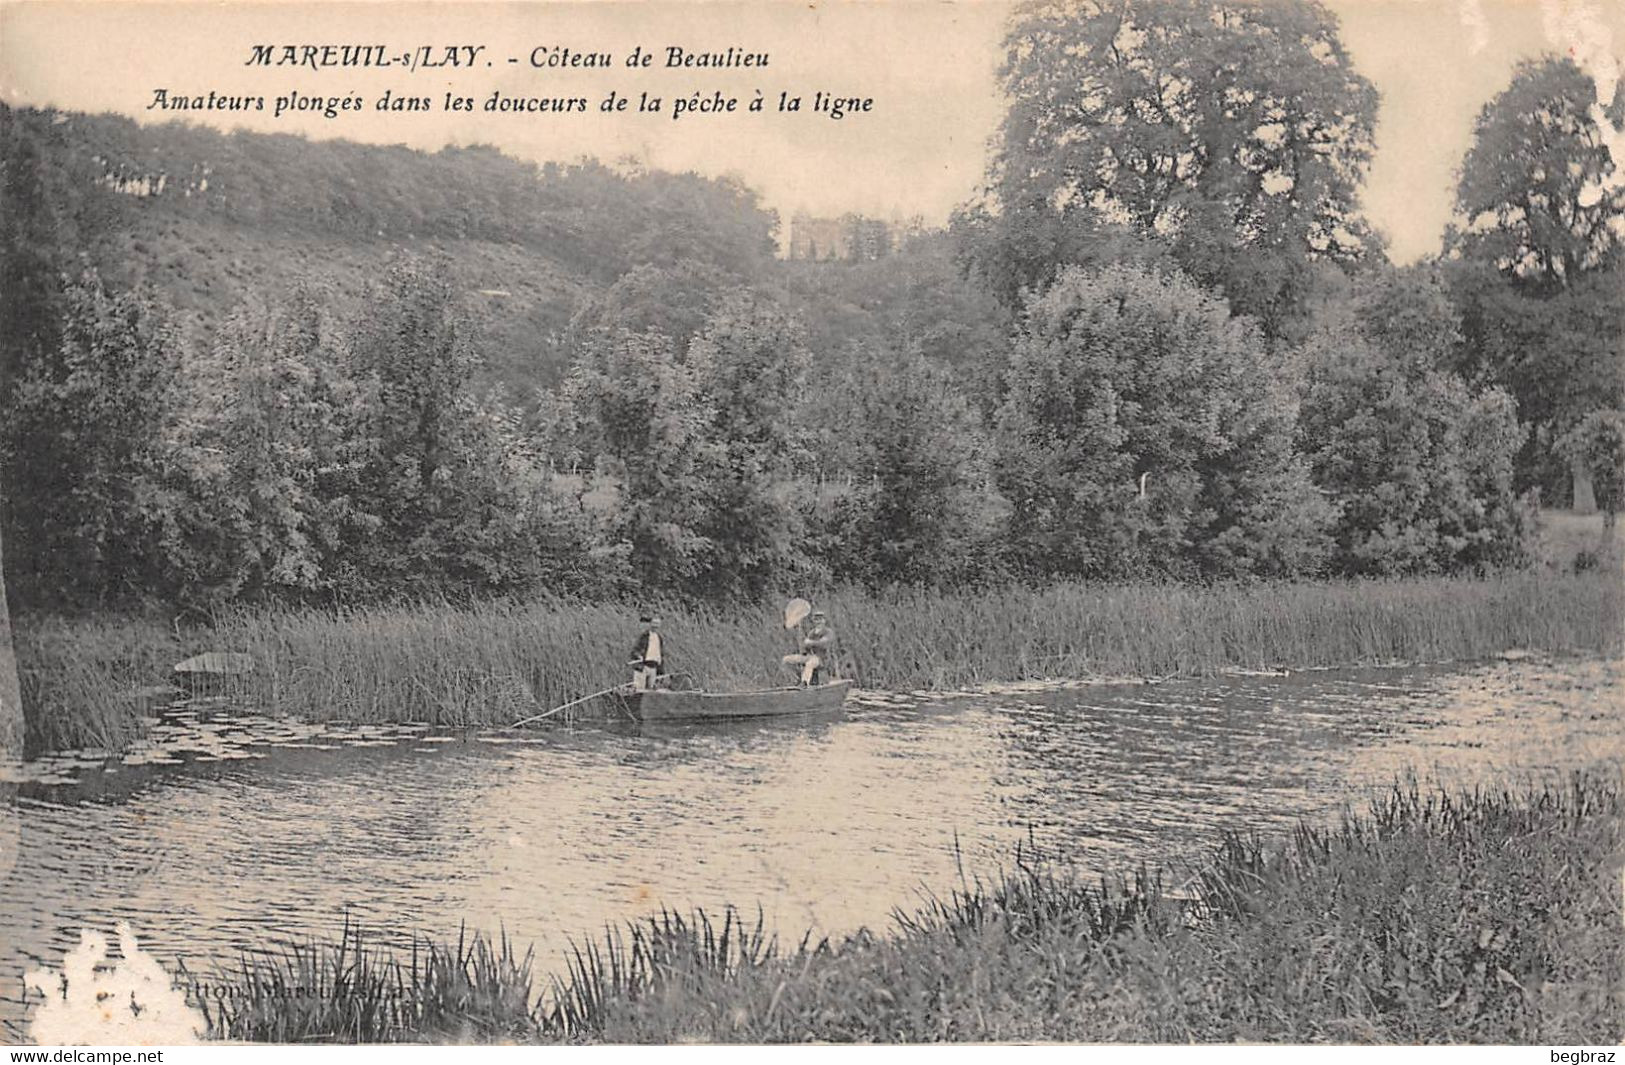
[5,107,779,392]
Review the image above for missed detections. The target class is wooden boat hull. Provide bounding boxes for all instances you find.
[173,652,254,677]
[623,680,852,722]
[173,651,254,693]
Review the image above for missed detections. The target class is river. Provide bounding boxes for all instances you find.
[1,655,1619,1036]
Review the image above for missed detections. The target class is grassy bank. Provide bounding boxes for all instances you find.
[185,772,1622,1043]
[15,570,1624,752]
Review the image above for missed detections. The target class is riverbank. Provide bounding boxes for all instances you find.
[14,571,1624,752]
[182,771,1621,1043]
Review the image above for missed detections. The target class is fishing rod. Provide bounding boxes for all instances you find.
[509,684,625,728]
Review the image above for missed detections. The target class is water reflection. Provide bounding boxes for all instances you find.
[1,656,1619,1034]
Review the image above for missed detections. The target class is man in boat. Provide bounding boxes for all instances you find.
[782,609,839,686]
[628,614,665,691]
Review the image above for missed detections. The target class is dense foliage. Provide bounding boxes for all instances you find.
[996,264,1331,578]
[2,270,190,607]
[0,106,780,399]
[1299,271,1530,574]
[2,8,1611,611]
[965,0,1379,335]
[1445,57,1625,507]
[1450,58,1624,289]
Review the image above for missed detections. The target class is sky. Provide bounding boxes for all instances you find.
[1,0,1621,263]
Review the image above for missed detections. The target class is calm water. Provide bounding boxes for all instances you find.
[1,656,1620,1033]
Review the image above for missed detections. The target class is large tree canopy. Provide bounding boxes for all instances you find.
[995,263,1332,579]
[1451,56,1625,291]
[979,0,1378,331]
[1447,57,1625,503]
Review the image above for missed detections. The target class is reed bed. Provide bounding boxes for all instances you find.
[538,773,1620,1043]
[14,570,1623,749]
[191,771,1622,1044]
[13,614,185,753]
[182,918,537,1043]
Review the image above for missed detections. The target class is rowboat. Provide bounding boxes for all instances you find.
[620,679,853,723]
[173,652,254,692]
[173,652,254,678]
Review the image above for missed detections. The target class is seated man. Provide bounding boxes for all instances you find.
[781,609,838,686]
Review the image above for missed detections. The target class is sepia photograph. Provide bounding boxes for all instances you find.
[0,0,1620,1049]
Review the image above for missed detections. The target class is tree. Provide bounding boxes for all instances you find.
[1299,269,1530,574]
[1447,56,1625,504]
[1448,262,1624,503]
[186,288,370,603]
[0,271,188,607]
[979,0,1378,333]
[951,205,1173,319]
[564,330,718,594]
[560,290,815,599]
[1450,57,1624,292]
[1,109,74,623]
[342,255,545,598]
[685,295,812,598]
[995,263,1331,578]
[566,259,744,359]
[788,232,1012,419]
[621,171,780,277]
[815,347,1002,585]
[0,107,70,410]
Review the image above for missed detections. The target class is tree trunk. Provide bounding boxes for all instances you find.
[1572,454,1598,515]
[0,521,24,756]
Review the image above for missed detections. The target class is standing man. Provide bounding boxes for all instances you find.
[629,614,665,690]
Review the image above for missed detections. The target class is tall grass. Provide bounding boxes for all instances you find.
[188,771,1621,1043]
[545,771,1622,1043]
[13,614,185,753]
[15,571,1623,749]
[541,907,780,1038]
[182,917,536,1043]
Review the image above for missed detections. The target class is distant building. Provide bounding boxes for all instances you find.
[787,214,851,261]
[787,213,900,262]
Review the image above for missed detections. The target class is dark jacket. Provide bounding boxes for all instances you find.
[630,629,666,673]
